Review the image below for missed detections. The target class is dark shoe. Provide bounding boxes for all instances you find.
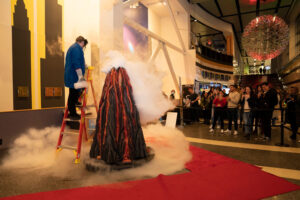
[69,114,81,120]
[75,102,82,107]
[290,136,297,141]
[244,134,250,140]
[252,130,258,135]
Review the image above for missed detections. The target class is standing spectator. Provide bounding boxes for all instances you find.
[188,87,200,122]
[272,89,281,125]
[222,89,228,97]
[201,92,211,124]
[261,82,278,141]
[241,86,255,139]
[225,85,241,135]
[209,87,220,128]
[210,91,227,133]
[285,87,300,140]
[238,87,245,127]
[253,85,263,135]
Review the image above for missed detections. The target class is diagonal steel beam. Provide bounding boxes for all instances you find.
[124,17,184,54]
[161,43,180,94]
[148,42,162,63]
[165,0,186,53]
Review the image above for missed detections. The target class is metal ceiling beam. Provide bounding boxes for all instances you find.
[275,0,282,14]
[165,0,186,53]
[256,0,260,16]
[235,0,244,32]
[214,0,223,17]
[222,5,290,17]
[285,0,295,19]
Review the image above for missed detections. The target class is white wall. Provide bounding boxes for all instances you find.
[63,0,101,103]
[0,1,13,111]
[148,1,195,98]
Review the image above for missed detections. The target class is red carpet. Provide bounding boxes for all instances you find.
[2,146,299,200]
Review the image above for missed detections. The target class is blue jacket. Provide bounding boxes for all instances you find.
[64,43,85,88]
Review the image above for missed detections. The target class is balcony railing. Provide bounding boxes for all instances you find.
[196,45,233,66]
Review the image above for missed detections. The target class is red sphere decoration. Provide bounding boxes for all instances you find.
[242,15,289,61]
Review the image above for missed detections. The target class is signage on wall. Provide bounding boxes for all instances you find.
[17,86,29,98]
[45,87,63,97]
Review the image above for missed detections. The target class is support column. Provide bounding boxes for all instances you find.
[226,35,233,56]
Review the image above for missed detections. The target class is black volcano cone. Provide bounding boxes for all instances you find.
[90,67,148,165]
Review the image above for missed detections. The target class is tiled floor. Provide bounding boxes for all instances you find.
[0,122,299,199]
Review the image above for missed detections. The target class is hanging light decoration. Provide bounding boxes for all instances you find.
[242,15,289,61]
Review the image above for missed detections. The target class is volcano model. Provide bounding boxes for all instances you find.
[89,67,151,166]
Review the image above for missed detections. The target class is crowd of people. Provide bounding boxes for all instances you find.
[175,83,300,142]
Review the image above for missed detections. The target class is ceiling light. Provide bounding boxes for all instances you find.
[130,2,139,9]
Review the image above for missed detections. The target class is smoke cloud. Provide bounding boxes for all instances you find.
[102,51,175,124]
[1,124,191,183]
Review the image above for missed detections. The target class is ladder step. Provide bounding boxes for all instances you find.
[62,131,78,136]
[75,105,94,108]
[85,116,97,119]
[58,145,77,151]
[64,118,80,122]
[86,105,96,108]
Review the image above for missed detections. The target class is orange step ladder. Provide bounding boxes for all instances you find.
[56,66,98,164]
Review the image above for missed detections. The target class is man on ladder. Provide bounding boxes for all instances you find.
[64,36,88,120]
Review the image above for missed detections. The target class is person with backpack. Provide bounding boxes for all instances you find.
[261,82,278,141]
